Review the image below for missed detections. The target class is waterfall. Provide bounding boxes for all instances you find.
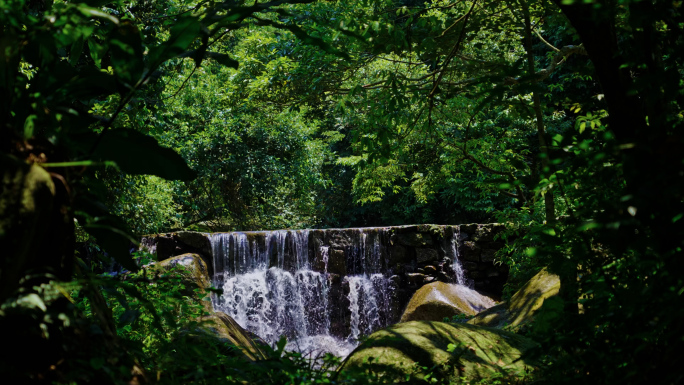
[345,274,390,341]
[449,226,467,286]
[210,228,394,358]
[319,246,329,273]
[207,226,482,357]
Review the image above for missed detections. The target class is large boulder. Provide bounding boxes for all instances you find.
[341,321,538,383]
[468,268,560,329]
[198,312,267,361]
[401,282,496,322]
[153,253,213,312]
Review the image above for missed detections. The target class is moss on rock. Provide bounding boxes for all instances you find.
[468,268,559,329]
[154,253,213,312]
[341,321,538,383]
[198,312,267,361]
[401,282,496,322]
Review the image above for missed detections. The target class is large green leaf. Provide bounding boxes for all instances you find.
[92,129,196,181]
[76,195,138,271]
[109,21,144,90]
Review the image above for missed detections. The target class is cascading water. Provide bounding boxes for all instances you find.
[448,226,468,286]
[210,229,394,358]
[345,274,391,341]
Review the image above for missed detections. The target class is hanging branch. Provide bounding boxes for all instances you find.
[503,44,587,85]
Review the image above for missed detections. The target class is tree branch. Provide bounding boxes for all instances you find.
[503,44,587,85]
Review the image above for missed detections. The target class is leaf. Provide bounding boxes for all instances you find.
[87,38,103,68]
[17,293,47,312]
[69,36,84,66]
[109,21,144,89]
[92,129,196,181]
[148,16,202,69]
[275,336,287,357]
[23,114,37,139]
[78,6,119,25]
[508,157,527,171]
[82,220,138,271]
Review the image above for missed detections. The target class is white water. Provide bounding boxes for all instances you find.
[210,229,396,358]
[449,227,468,286]
[346,274,390,341]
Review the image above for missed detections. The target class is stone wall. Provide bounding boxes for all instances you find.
[141,223,509,296]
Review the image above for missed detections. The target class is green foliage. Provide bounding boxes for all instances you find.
[4,0,684,383]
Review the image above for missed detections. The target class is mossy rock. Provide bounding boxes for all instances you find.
[198,312,267,361]
[401,282,496,322]
[468,268,559,329]
[175,231,212,257]
[153,253,213,312]
[341,321,538,383]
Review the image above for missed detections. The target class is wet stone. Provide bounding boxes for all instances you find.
[416,248,439,264]
[393,232,434,247]
[459,224,478,235]
[461,241,481,262]
[154,235,176,261]
[464,261,479,271]
[175,231,212,256]
[481,249,497,262]
[407,273,426,286]
[388,245,411,265]
[403,263,416,273]
[474,224,504,242]
[470,271,485,279]
[328,249,347,275]
[437,272,450,282]
[328,273,342,285]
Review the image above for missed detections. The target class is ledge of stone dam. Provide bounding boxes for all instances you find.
[140,224,509,356]
[141,224,509,296]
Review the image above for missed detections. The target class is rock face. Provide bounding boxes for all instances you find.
[341,321,538,383]
[468,268,560,329]
[400,282,496,322]
[198,312,267,361]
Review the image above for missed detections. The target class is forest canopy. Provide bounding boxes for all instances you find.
[1,0,683,383]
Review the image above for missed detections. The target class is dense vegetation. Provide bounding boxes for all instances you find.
[1,0,683,383]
